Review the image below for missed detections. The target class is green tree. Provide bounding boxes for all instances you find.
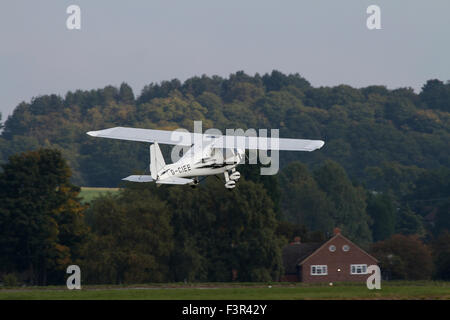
[420,79,450,112]
[385,96,416,125]
[239,163,281,218]
[137,79,182,104]
[364,162,424,198]
[0,149,88,285]
[82,188,173,284]
[160,178,284,282]
[405,167,450,236]
[314,160,372,246]
[279,162,333,233]
[119,82,135,104]
[366,192,396,241]
[395,205,425,237]
[262,70,310,92]
[79,138,147,187]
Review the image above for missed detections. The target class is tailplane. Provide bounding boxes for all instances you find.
[150,142,166,179]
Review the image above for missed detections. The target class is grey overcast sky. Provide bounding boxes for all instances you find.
[1,0,449,118]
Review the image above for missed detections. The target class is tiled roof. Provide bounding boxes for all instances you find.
[282,242,323,274]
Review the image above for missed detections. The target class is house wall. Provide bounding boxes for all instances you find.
[300,235,378,283]
[280,274,299,282]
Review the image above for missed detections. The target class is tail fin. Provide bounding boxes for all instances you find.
[150,142,166,179]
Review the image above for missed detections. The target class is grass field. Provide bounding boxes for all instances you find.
[1,281,449,300]
[79,187,120,203]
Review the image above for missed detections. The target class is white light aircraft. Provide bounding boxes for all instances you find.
[86,127,324,189]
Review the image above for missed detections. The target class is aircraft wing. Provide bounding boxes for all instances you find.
[156,177,193,185]
[87,127,324,151]
[214,136,324,151]
[87,127,193,146]
[122,175,154,182]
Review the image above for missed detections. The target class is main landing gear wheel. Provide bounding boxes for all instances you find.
[190,177,200,189]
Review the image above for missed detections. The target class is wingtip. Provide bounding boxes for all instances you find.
[86,131,98,137]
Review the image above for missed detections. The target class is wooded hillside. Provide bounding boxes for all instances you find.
[1,71,448,188]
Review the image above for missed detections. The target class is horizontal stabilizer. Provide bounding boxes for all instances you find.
[156,177,193,185]
[122,175,154,182]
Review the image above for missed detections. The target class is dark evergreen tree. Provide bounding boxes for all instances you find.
[366,192,397,242]
[119,82,135,104]
[395,205,425,237]
[420,79,450,111]
[0,149,88,285]
[314,160,372,246]
[279,162,333,233]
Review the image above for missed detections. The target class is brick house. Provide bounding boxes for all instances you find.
[281,228,378,283]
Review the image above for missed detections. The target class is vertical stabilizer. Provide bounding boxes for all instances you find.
[150,142,166,179]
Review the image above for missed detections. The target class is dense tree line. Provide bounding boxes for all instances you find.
[0,71,448,284]
[0,150,285,284]
[279,161,372,246]
[0,149,448,285]
[1,71,448,190]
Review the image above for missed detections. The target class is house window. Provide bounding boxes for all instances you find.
[311,265,328,275]
[350,264,368,274]
[343,245,350,252]
[329,245,336,252]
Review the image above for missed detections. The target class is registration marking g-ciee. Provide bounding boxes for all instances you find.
[170,164,191,175]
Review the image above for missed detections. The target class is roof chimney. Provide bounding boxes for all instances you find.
[333,227,341,235]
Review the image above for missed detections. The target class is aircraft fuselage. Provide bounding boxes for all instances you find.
[158,143,244,181]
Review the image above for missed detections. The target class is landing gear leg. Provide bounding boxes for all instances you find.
[224,171,235,190]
